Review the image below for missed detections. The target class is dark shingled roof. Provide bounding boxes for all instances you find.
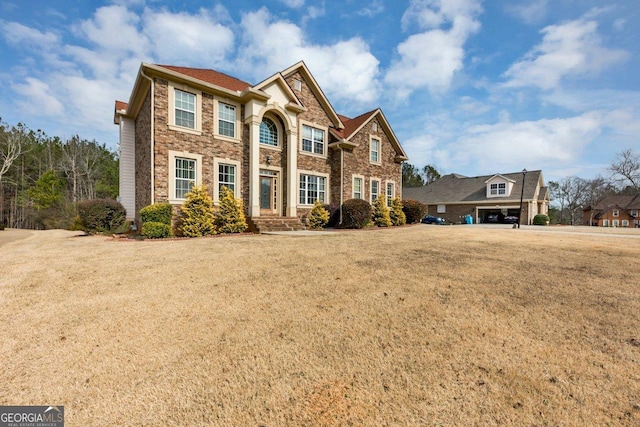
[403,170,544,204]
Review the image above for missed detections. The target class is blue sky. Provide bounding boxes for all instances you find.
[1,0,638,182]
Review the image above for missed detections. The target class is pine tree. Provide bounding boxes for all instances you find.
[308,200,329,229]
[372,195,392,227]
[180,185,216,237]
[389,197,406,226]
[216,186,247,233]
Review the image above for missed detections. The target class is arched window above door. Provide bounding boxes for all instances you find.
[259,117,278,146]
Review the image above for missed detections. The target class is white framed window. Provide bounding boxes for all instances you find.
[372,122,378,132]
[260,117,279,147]
[213,158,241,202]
[168,150,202,203]
[613,220,619,227]
[168,83,202,135]
[490,183,506,195]
[613,209,619,217]
[603,219,609,227]
[301,124,325,155]
[353,175,364,199]
[386,182,395,206]
[631,210,638,217]
[622,220,629,227]
[437,205,446,213]
[218,103,235,137]
[299,173,327,205]
[370,137,380,164]
[370,178,380,203]
[293,79,302,91]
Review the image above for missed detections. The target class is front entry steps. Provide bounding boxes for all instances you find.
[248,216,306,233]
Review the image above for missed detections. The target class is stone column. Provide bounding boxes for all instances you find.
[249,118,261,217]
[286,128,298,217]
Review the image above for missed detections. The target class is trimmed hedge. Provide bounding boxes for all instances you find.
[402,199,428,224]
[341,198,372,229]
[76,198,126,234]
[140,203,173,225]
[308,200,329,229]
[323,203,341,227]
[141,221,171,239]
[533,214,550,225]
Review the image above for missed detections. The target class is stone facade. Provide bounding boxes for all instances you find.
[118,62,408,224]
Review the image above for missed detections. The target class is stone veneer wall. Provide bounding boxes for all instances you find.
[134,90,152,221]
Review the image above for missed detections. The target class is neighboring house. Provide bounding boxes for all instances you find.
[114,62,408,230]
[583,194,640,227]
[403,170,549,224]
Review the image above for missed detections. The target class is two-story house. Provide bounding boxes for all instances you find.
[114,62,408,231]
[583,194,640,227]
[403,170,549,224]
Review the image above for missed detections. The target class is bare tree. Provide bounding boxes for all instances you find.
[0,123,28,225]
[549,176,590,225]
[583,176,614,226]
[609,149,640,192]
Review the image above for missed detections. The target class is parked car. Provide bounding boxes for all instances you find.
[485,214,500,223]
[503,215,519,224]
[421,214,445,225]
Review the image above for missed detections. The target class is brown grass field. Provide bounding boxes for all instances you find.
[1,225,639,426]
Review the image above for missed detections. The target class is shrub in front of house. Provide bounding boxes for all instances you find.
[533,214,550,226]
[341,198,372,229]
[216,186,247,234]
[323,203,341,227]
[390,197,406,226]
[76,198,126,234]
[140,203,173,226]
[402,199,428,224]
[372,196,392,227]
[308,200,330,229]
[180,185,217,237]
[141,221,171,239]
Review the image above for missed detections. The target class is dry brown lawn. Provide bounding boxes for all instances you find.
[1,225,639,426]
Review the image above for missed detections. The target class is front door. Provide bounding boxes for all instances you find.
[260,171,278,214]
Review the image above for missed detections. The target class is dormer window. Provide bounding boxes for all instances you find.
[490,183,506,195]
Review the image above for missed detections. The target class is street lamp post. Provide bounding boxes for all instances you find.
[518,169,527,229]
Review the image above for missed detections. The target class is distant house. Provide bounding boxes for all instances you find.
[114,62,408,231]
[403,170,549,224]
[583,194,640,227]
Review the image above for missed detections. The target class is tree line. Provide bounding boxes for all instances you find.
[402,149,640,225]
[0,119,119,229]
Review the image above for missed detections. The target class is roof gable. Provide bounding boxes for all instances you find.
[280,61,344,130]
[485,174,516,184]
[252,72,305,112]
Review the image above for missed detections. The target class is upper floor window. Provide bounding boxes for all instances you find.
[632,210,638,217]
[370,138,380,164]
[218,103,236,138]
[302,125,325,155]
[613,209,619,217]
[490,183,506,195]
[174,89,196,129]
[260,117,278,146]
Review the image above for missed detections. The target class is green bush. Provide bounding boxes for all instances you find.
[141,221,171,239]
[216,186,247,233]
[323,203,341,227]
[372,196,392,227]
[308,200,330,229]
[389,197,406,226]
[140,203,173,225]
[180,185,217,237]
[402,199,428,224]
[341,198,372,229]
[533,214,550,226]
[0,222,5,231]
[76,198,126,234]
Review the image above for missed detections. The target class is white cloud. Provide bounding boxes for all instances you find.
[1,21,60,48]
[279,0,305,8]
[505,0,548,25]
[502,16,629,90]
[357,0,385,18]
[12,78,64,116]
[143,7,235,67]
[74,5,147,56]
[237,8,380,106]
[385,0,482,97]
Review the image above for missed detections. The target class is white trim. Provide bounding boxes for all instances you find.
[167,82,202,135]
[259,113,283,150]
[298,169,330,206]
[213,157,241,203]
[168,150,203,204]
[386,180,396,206]
[213,98,242,143]
[370,177,381,203]
[369,136,381,165]
[352,174,365,199]
[299,120,328,158]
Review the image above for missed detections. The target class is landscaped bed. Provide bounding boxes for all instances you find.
[1,226,639,425]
